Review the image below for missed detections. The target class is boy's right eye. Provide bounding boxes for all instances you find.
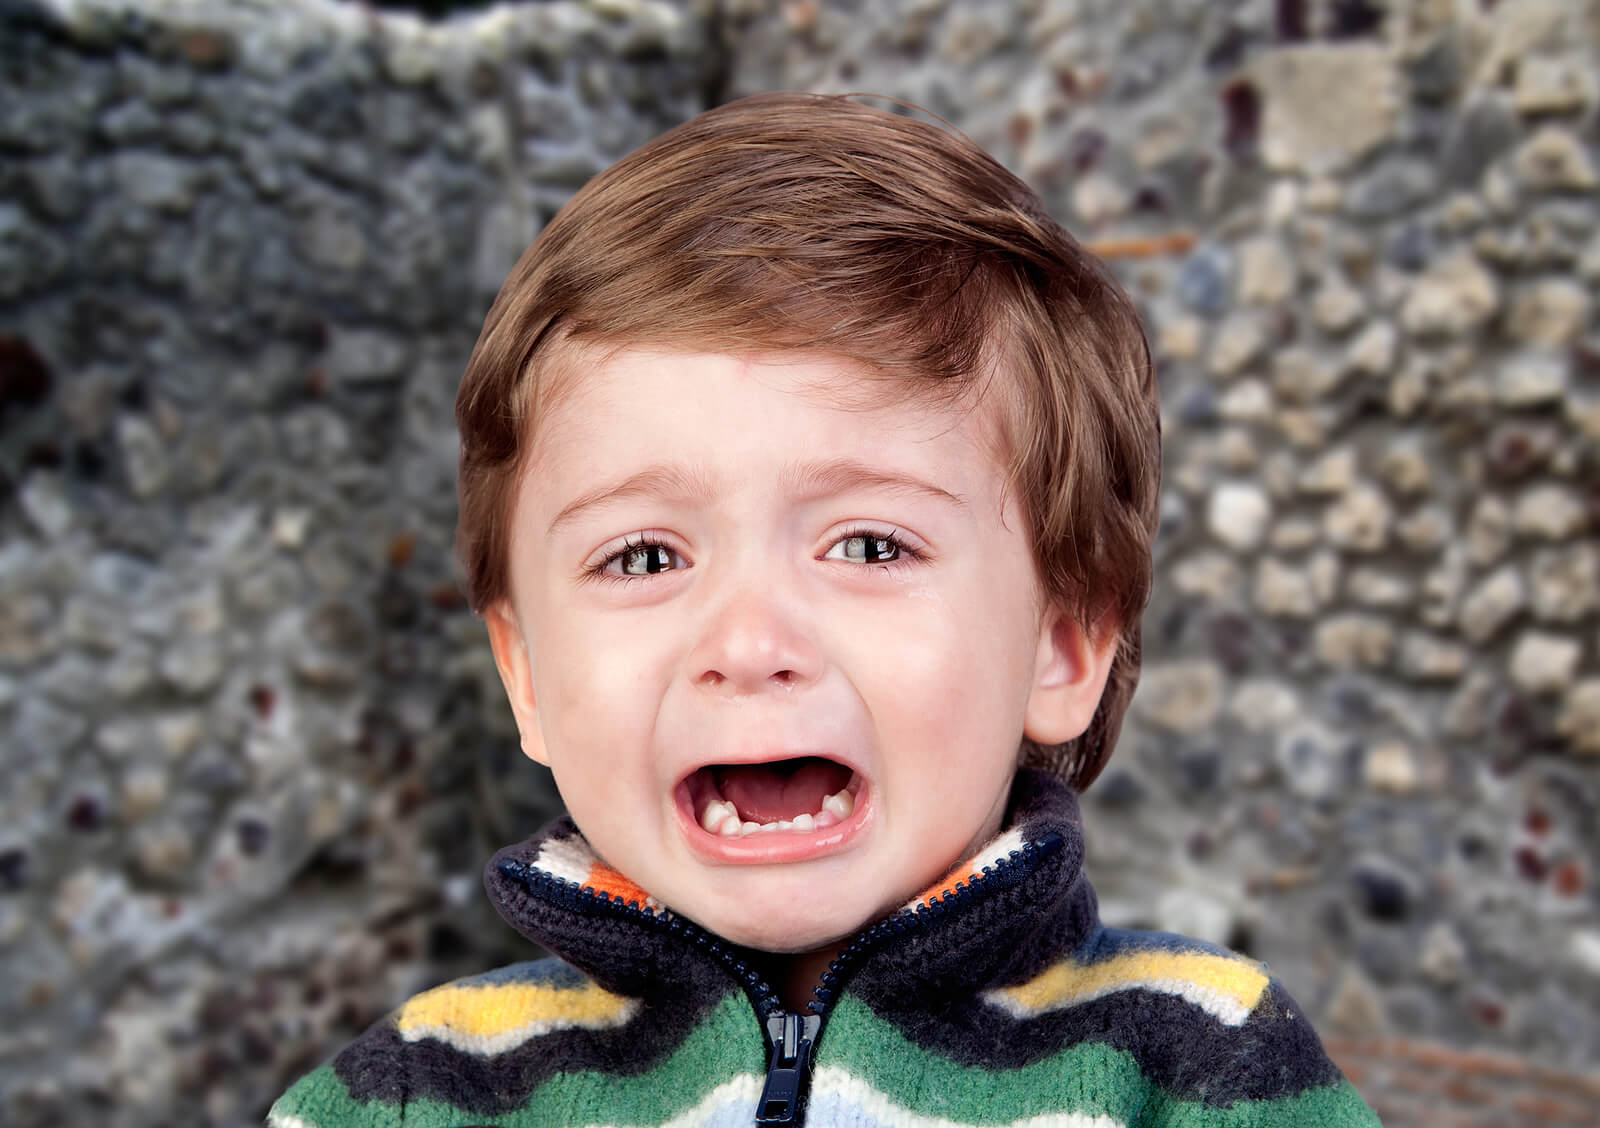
[587,535,684,584]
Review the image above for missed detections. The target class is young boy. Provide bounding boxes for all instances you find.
[270,92,1379,1128]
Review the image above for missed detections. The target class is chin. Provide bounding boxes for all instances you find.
[686,887,871,954]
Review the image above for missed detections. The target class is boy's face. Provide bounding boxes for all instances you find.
[486,347,1115,957]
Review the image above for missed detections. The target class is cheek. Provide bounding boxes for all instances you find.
[850,580,1033,757]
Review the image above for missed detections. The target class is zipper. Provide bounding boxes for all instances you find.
[498,830,1061,1127]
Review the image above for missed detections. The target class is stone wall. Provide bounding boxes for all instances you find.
[2,0,1597,1125]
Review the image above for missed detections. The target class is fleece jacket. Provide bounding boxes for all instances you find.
[268,769,1382,1127]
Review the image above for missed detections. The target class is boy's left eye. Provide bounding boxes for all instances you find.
[587,527,920,584]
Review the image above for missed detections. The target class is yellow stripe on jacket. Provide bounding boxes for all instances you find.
[984,949,1270,1027]
[397,977,640,1055]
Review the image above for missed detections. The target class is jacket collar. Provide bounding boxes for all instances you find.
[482,768,1100,1004]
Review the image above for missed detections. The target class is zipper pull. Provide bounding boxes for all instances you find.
[755,1011,821,1125]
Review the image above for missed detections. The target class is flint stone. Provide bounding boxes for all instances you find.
[1514,485,1588,540]
[1312,281,1365,334]
[1440,93,1520,187]
[1505,280,1591,347]
[1133,660,1223,733]
[1347,568,1412,608]
[1176,245,1233,316]
[1508,632,1581,694]
[1466,495,1512,565]
[1236,237,1296,305]
[1363,740,1419,795]
[1208,482,1271,551]
[1397,506,1452,554]
[1344,158,1435,220]
[1256,557,1319,619]
[1323,487,1391,552]
[1277,720,1346,801]
[1229,679,1300,733]
[1514,127,1599,193]
[1557,681,1600,756]
[1397,632,1468,681]
[1400,252,1499,338]
[1459,565,1525,642]
[1313,615,1394,670]
[1208,314,1266,377]
[1343,320,1398,377]
[1530,544,1599,622]
[112,152,197,214]
[1251,44,1398,175]
[1513,56,1596,116]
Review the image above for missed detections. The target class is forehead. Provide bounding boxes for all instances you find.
[527,342,1014,483]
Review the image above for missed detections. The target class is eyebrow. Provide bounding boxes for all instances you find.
[546,457,968,536]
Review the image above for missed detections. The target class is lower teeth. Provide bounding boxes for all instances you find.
[699,788,854,837]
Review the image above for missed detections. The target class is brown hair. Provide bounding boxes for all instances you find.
[455,91,1160,791]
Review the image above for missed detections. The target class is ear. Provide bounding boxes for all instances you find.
[1023,603,1120,746]
[484,600,551,767]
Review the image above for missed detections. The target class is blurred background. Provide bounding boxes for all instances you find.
[2,0,1598,1124]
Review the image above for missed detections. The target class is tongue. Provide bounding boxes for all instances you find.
[711,758,852,823]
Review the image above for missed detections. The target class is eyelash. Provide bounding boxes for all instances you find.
[583,525,926,586]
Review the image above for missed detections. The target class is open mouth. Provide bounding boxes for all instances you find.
[685,756,860,839]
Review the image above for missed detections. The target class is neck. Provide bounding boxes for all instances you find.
[764,946,841,1013]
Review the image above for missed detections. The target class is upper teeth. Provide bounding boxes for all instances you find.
[699,787,855,837]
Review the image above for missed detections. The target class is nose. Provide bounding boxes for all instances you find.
[688,586,822,698]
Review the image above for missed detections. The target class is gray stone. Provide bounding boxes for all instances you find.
[1440,93,1520,187]
[1514,485,1588,540]
[1207,482,1271,551]
[1514,127,1599,193]
[15,695,87,758]
[1363,740,1420,795]
[1347,568,1412,609]
[1459,565,1525,642]
[19,155,86,222]
[1207,314,1266,377]
[300,206,367,272]
[17,471,73,538]
[1397,505,1452,554]
[1513,56,1596,116]
[1235,237,1296,305]
[112,152,198,214]
[159,637,225,696]
[1505,280,1592,347]
[1420,923,1468,985]
[1466,495,1512,565]
[1311,281,1366,334]
[1400,251,1499,338]
[1396,631,1468,681]
[1276,720,1345,802]
[1509,632,1581,694]
[1325,965,1389,1035]
[0,591,57,667]
[1419,545,1467,627]
[1322,486,1392,552]
[326,327,409,385]
[1252,44,1398,176]
[1496,351,1567,406]
[1557,681,1600,756]
[1313,615,1395,670]
[1344,158,1436,220]
[1255,557,1319,619]
[1375,441,1430,496]
[1530,544,1599,623]
[1175,244,1233,317]
[1132,660,1223,733]
[1342,321,1398,377]
[115,414,171,498]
